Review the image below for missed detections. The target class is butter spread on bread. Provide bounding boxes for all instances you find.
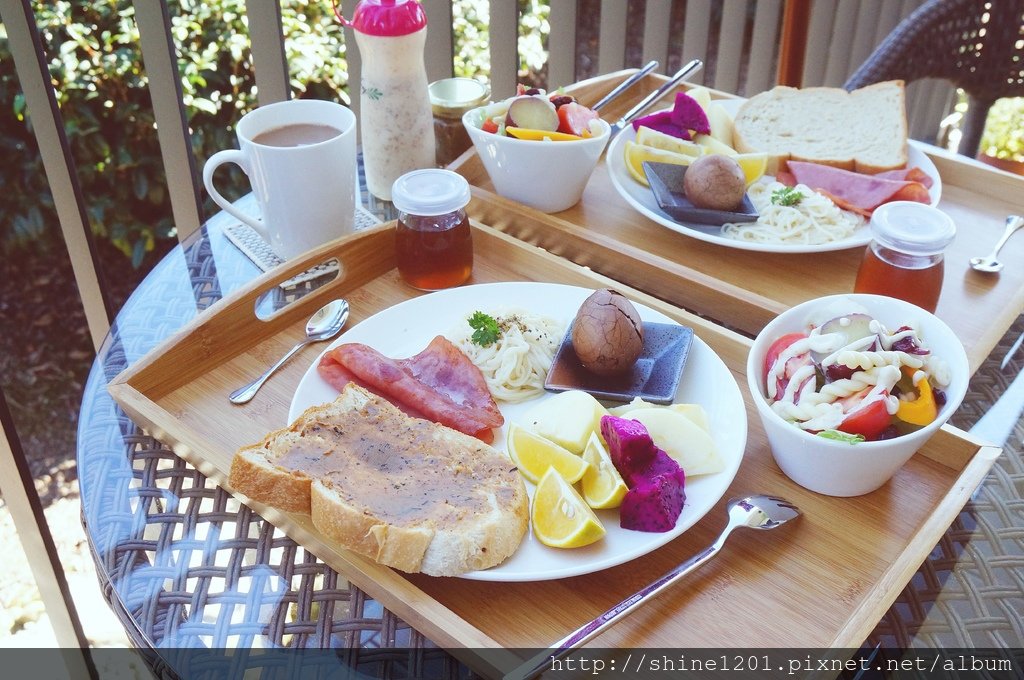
[733,81,908,174]
[229,383,528,576]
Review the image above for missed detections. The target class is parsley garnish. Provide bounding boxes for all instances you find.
[817,429,865,444]
[468,311,501,346]
[771,186,805,206]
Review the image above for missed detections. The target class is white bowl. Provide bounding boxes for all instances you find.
[746,294,970,497]
[463,107,610,213]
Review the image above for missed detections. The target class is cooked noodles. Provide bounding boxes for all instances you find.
[722,180,864,245]
[449,310,564,403]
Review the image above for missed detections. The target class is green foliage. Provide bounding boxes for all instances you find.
[0,0,346,266]
[452,0,550,86]
[979,97,1024,163]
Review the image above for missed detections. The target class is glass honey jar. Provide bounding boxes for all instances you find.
[392,168,473,290]
[853,201,956,313]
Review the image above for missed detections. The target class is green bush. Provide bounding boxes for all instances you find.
[979,97,1024,163]
[0,0,346,266]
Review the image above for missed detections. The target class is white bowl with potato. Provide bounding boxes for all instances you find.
[462,93,610,213]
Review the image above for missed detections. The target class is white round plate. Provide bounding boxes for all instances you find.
[289,282,746,582]
[606,101,942,254]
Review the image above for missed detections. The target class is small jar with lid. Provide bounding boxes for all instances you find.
[392,168,473,290]
[429,77,490,167]
[853,201,956,313]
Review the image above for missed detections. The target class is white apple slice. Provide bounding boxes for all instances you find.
[621,407,724,477]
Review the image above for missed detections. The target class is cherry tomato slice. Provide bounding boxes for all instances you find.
[763,333,808,394]
[556,102,599,137]
[837,398,891,440]
[481,118,499,134]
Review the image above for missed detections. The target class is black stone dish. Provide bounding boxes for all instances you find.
[544,321,694,404]
[643,160,759,226]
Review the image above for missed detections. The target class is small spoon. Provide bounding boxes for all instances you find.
[507,495,800,680]
[970,215,1024,273]
[229,298,349,404]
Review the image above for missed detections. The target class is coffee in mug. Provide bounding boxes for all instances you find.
[203,100,357,261]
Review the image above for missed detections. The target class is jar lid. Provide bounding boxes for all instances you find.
[392,169,471,216]
[870,201,956,256]
[429,78,491,117]
[343,0,427,37]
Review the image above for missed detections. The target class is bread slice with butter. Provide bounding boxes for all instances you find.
[229,383,528,576]
[733,81,908,174]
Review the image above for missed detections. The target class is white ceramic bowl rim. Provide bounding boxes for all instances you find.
[462,106,611,144]
[747,294,969,451]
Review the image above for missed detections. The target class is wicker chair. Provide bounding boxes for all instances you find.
[845,0,1024,157]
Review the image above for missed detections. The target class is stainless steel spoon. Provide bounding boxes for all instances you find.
[506,495,800,680]
[970,215,1024,273]
[229,298,349,404]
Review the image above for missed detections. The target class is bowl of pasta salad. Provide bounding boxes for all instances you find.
[746,294,969,496]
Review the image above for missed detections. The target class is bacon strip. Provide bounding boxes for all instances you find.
[783,161,931,215]
[318,336,503,443]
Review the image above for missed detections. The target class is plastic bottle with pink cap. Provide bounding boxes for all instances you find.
[337,0,436,201]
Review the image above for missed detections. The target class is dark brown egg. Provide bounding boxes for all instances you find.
[683,153,747,211]
[571,289,645,376]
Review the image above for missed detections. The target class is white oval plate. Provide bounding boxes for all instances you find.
[606,101,942,254]
[289,282,746,582]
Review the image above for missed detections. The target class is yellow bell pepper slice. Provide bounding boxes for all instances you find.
[895,366,938,426]
[505,126,584,141]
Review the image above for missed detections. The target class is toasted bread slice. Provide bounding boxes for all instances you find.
[733,81,908,174]
[229,384,528,576]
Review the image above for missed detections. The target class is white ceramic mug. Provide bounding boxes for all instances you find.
[203,99,357,260]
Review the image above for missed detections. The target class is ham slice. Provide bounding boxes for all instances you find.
[318,336,503,443]
[782,161,932,216]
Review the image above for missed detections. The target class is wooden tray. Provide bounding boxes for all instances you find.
[109,221,998,677]
[451,71,1024,375]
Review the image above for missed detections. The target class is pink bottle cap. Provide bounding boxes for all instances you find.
[341,0,427,36]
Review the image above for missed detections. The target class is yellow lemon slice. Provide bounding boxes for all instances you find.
[532,468,606,548]
[624,141,698,186]
[507,423,589,485]
[635,126,702,157]
[580,432,628,509]
[733,152,768,186]
[505,126,583,142]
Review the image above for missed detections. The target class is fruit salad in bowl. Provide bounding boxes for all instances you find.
[746,294,969,496]
[463,86,610,213]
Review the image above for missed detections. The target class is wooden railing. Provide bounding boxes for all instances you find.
[1,0,939,665]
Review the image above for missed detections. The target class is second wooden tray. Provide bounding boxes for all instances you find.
[109,221,998,677]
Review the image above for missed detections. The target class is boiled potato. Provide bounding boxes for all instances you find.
[526,390,608,454]
[706,102,735,148]
[694,133,738,157]
[621,407,724,476]
[669,403,711,433]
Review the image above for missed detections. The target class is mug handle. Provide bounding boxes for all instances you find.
[202,150,269,241]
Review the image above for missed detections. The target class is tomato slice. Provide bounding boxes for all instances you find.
[763,332,808,397]
[837,395,891,440]
[481,118,499,134]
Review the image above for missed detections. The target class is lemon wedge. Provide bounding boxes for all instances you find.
[624,141,698,185]
[580,432,628,509]
[733,152,769,186]
[532,468,606,548]
[507,423,589,485]
[634,127,702,157]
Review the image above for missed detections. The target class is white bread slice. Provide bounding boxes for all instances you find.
[733,81,908,174]
[229,383,528,576]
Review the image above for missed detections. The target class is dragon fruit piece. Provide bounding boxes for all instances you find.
[631,110,690,139]
[621,447,683,488]
[600,415,657,480]
[669,92,711,135]
[620,471,686,532]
